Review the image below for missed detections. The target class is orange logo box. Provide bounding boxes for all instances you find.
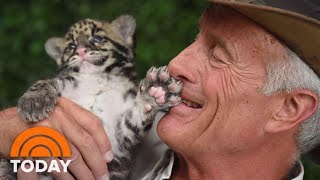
[10,127,71,158]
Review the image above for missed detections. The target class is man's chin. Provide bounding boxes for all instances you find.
[157,114,195,152]
[157,108,195,139]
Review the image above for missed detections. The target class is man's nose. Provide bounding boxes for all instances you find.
[168,48,197,83]
[76,48,88,57]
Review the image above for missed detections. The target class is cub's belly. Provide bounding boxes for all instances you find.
[58,75,136,152]
[61,85,134,123]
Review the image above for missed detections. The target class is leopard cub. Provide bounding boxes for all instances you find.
[1,16,182,180]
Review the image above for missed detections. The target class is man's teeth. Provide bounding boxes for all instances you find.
[182,99,201,108]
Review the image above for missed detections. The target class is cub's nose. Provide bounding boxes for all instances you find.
[76,48,88,57]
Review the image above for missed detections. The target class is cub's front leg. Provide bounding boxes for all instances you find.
[17,74,77,122]
[116,65,183,148]
[17,79,60,122]
[0,159,15,180]
[109,66,182,179]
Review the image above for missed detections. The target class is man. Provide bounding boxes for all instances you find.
[138,1,320,179]
[1,0,320,179]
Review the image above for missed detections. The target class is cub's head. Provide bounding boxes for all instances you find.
[45,15,136,77]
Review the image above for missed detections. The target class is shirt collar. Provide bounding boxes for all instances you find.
[290,161,304,180]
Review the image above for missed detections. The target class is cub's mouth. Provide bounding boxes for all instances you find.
[75,51,106,66]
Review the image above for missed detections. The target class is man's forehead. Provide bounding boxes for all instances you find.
[199,4,226,29]
[199,4,281,45]
[198,5,249,54]
[199,4,248,30]
[198,4,286,65]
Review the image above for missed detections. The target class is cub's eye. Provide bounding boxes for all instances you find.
[92,35,104,43]
[68,43,76,50]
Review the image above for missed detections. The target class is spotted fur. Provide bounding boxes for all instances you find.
[0,16,182,180]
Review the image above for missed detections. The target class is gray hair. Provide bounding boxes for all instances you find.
[262,47,320,154]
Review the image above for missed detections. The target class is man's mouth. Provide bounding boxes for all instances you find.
[182,99,202,109]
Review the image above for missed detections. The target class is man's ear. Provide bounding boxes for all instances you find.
[45,37,64,66]
[111,15,136,47]
[265,90,318,133]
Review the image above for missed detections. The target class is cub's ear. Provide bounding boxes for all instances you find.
[111,15,136,47]
[45,37,64,65]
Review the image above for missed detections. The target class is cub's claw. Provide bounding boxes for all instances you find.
[140,66,182,113]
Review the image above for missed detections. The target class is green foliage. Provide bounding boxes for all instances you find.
[0,0,320,178]
[0,0,206,107]
[303,156,320,180]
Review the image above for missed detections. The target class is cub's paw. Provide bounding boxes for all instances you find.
[17,80,58,122]
[140,66,182,113]
[0,159,15,180]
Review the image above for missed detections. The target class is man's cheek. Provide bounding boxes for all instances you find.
[217,69,248,100]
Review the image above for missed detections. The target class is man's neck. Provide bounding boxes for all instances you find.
[171,139,297,180]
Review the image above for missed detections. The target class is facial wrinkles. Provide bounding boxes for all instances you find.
[195,30,237,131]
[185,41,225,146]
[203,29,237,68]
[168,5,272,150]
[218,57,264,120]
[197,6,270,132]
[201,35,263,106]
[202,4,270,67]
[200,13,247,70]
[229,34,270,92]
[182,39,207,84]
[216,34,266,95]
[167,36,218,146]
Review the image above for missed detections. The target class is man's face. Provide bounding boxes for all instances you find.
[158,5,286,155]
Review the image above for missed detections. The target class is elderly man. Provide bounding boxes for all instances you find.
[137,1,320,179]
[1,0,320,179]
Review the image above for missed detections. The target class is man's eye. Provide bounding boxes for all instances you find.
[92,35,104,43]
[210,45,230,64]
[208,47,223,63]
[211,51,224,63]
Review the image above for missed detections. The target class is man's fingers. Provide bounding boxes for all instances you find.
[37,99,109,179]
[42,157,74,180]
[57,97,112,161]
[60,114,109,180]
[17,164,38,180]
[62,144,95,180]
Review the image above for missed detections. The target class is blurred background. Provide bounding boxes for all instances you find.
[0,0,319,179]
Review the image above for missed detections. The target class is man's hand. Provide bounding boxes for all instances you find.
[0,97,112,180]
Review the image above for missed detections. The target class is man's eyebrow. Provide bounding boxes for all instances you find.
[204,31,235,62]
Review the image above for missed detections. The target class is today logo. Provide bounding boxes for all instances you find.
[10,127,72,173]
